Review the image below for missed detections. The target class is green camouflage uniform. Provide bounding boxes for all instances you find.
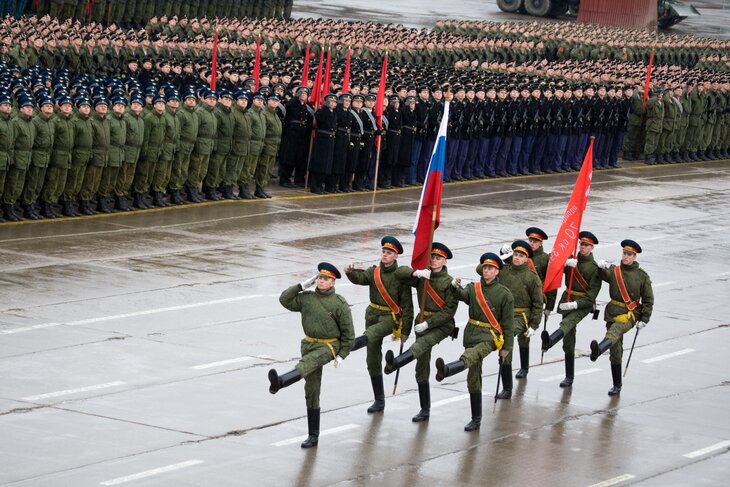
[132,109,166,195]
[40,110,74,205]
[204,104,233,192]
[223,103,250,189]
[99,110,126,199]
[79,111,110,202]
[557,253,602,355]
[239,104,266,187]
[169,104,199,192]
[114,109,145,198]
[186,104,217,191]
[498,261,543,364]
[0,111,15,204]
[279,283,355,409]
[643,97,664,157]
[62,111,93,203]
[3,112,36,205]
[21,111,55,207]
[258,105,282,187]
[151,107,180,193]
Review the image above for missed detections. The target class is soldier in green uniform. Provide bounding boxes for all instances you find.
[524,227,557,321]
[2,96,35,222]
[78,98,110,215]
[643,91,664,165]
[220,91,250,200]
[344,236,414,414]
[675,86,692,163]
[256,94,282,198]
[185,90,217,203]
[150,91,181,207]
[169,91,199,205]
[132,95,166,209]
[495,240,543,397]
[686,84,706,161]
[40,97,75,219]
[590,239,654,396]
[97,96,127,213]
[0,94,15,222]
[435,252,514,432]
[238,92,266,200]
[658,89,679,164]
[203,91,233,201]
[385,242,458,423]
[114,95,145,212]
[541,231,602,387]
[269,262,355,449]
[622,85,645,161]
[61,98,93,218]
[21,96,55,220]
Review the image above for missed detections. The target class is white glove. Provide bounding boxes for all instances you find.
[333,356,344,367]
[597,260,611,270]
[451,277,462,288]
[499,250,513,262]
[499,244,512,255]
[559,301,578,311]
[525,327,535,338]
[344,263,354,273]
[636,321,646,330]
[565,258,578,268]
[414,321,429,333]
[543,309,551,319]
[413,269,431,280]
[299,274,318,289]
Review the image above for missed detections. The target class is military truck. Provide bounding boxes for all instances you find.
[496,0,700,28]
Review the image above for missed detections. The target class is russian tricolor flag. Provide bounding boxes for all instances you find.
[411,101,450,270]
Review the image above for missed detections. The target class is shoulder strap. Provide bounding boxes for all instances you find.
[614,266,638,311]
[573,266,590,291]
[425,281,445,310]
[374,266,401,315]
[474,282,503,335]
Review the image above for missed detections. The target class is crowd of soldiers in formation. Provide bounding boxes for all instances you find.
[2,1,293,24]
[0,13,728,222]
[268,232,654,448]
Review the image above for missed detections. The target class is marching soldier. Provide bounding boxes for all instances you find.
[344,236,414,414]
[524,227,557,318]
[541,231,602,387]
[496,240,543,396]
[385,242,458,423]
[435,252,515,431]
[590,240,654,396]
[268,262,355,449]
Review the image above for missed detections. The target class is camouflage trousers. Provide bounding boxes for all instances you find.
[296,339,340,409]
[98,165,120,198]
[79,164,104,201]
[410,325,453,384]
[558,307,592,355]
[21,165,48,205]
[40,166,68,204]
[256,154,277,187]
[62,159,89,201]
[0,169,6,203]
[151,158,173,193]
[685,123,702,152]
[132,157,157,194]
[363,318,398,377]
[604,320,636,365]
[223,153,245,188]
[643,130,661,155]
[622,122,643,155]
[169,146,193,191]
[114,161,137,197]
[186,152,211,189]
[461,340,499,393]
[2,165,26,204]
[204,152,228,189]
[239,151,262,185]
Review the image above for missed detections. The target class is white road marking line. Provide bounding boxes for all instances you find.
[683,440,730,459]
[99,459,205,485]
[714,271,730,277]
[539,368,601,382]
[641,348,695,364]
[432,394,470,408]
[23,381,126,401]
[272,424,360,447]
[653,281,675,287]
[0,322,61,335]
[191,357,254,370]
[587,474,636,487]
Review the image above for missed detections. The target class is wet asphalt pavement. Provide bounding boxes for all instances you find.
[1,159,729,486]
[293,0,730,39]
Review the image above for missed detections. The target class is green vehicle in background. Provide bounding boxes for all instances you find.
[496,0,701,28]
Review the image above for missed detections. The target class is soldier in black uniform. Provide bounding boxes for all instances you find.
[411,85,430,185]
[330,93,353,193]
[356,93,377,191]
[278,86,312,188]
[344,94,364,192]
[379,95,401,190]
[309,93,337,195]
[395,96,416,187]
[419,86,443,182]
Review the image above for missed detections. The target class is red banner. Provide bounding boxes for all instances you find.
[310,49,324,108]
[253,35,262,92]
[322,47,332,101]
[341,47,351,94]
[642,50,654,109]
[373,52,388,131]
[301,42,311,88]
[210,31,219,91]
[543,139,594,293]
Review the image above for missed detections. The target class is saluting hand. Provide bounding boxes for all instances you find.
[344,263,355,273]
[451,277,461,288]
[299,274,318,290]
[597,260,611,269]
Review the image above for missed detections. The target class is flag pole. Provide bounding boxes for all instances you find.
[493,357,503,413]
[624,328,639,377]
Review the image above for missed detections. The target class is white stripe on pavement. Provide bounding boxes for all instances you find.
[539,368,601,382]
[432,394,470,408]
[587,474,636,487]
[683,440,730,459]
[272,424,360,447]
[23,381,126,401]
[191,357,254,370]
[100,459,205,485]
[0,322,61,335]
[641,348,695,364]
[653,281,675,287]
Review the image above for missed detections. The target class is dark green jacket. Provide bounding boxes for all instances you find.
[212,104,234,156]
[396,265,457,333]
[345,261,415,337]
[123,110,145,164]
[499,262,544,330]
[645,97,664,134]
[108,111,127,168]
[193,104,217,155]
[177,105,200,153]
[161,108,180,161]
[230,105,251,157]
[0,111,15,171]
[456,277,515,352]
[558,253,601,311]
[50,112,74,169]
[600,262,654,324]
[262,106,283,156]
[89,112,111,167]
[141,110,166,161]
[71,112,93,167]
[31,113,55,168]
[10,113,36,170]
[279,284,355,359]
[245,105,266,156]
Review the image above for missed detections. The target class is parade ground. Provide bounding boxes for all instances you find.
[1,160,729,486]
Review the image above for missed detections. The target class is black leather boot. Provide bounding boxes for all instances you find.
[132,193,145,209]
[169,190,184,205]
[515,347,530,379]
[352,335,368,351]
[3,203,21,221]
[412,383,430,422]
[23,203,39,220]
[268,368,302,394]
[608,363,622,396]
[464,393,482,432]
[496,363,513,399]
[542,329,565,352]
[40,201,56,218]
[254,185,272,199]
[590,338,612,362]
[151,191,167,207]
[97,196,112,213]
[301,408,320,449]
[560,354,575,388]
[238,183,255,200]
[78,200,95,215]
[367,375,385,413]
[384,349,414,374]
[435,358,465,382]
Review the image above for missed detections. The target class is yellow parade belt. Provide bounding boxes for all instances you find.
[369,303,404,339]
[304,336,337,359]
[609,300,635,324]
[467,319,504,350]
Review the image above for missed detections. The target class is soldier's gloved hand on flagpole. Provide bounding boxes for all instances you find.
[565,258,578,268]
[636,321,647,330]
[499,244,511,255]
[543,309,551,319]
[525,327,536,338]
[333,356,344,368]
[559,301,578,311]
[299,274,318,290]
[413,269,431,280]
[344,263,355,273]
[451,277,461,288]
[597,260,611,269]
[414,321,429,333]
[499,349,510,358]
